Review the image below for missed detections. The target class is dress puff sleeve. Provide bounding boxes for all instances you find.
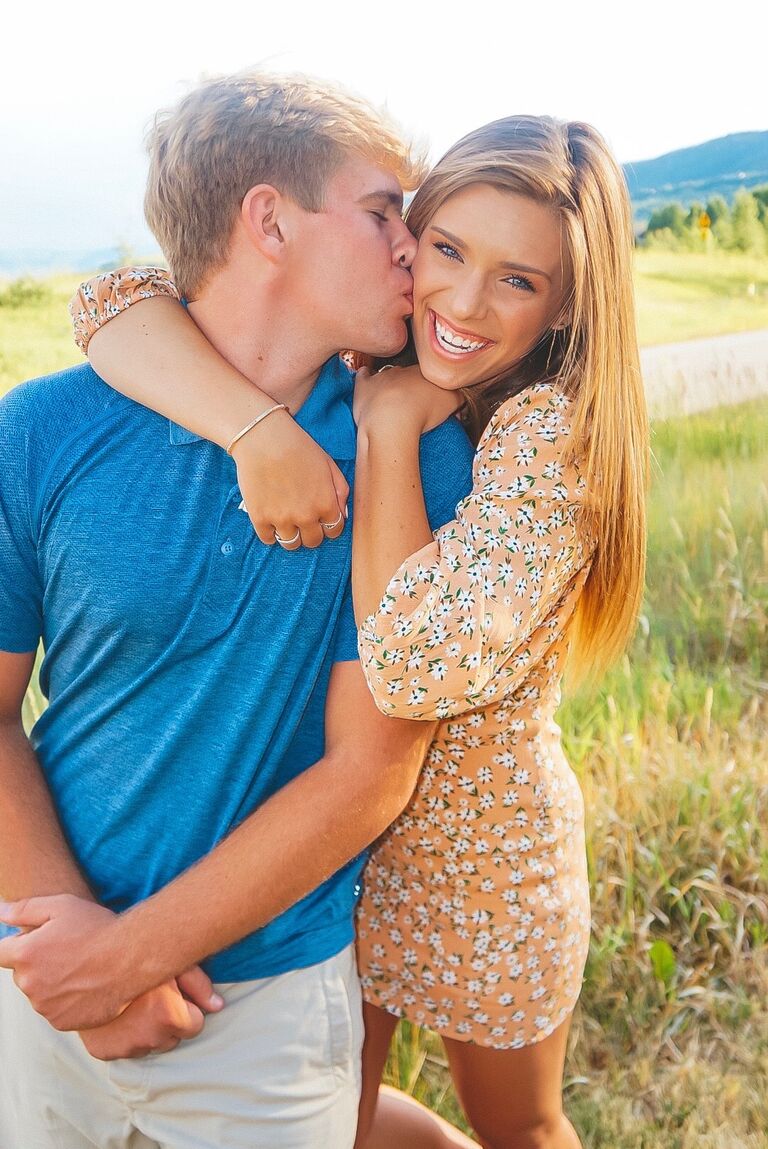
[69,266,180,356]
[357,383,595,721]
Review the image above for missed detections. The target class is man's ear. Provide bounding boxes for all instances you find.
[240,185,286,264]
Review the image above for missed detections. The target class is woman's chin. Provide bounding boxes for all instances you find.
[418,356,482,392]
[415,336,496,392]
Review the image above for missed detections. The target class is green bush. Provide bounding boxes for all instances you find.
[0,277,53,309]
[640,188,768,257]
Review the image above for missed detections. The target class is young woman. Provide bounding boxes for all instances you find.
[71,116,647,1149]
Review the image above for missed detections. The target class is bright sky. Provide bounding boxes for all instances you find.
[2,0,765,254]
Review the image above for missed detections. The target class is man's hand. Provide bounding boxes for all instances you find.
[0,895,130,1028]
[0,894,222,1032]
[79,976,213,1061]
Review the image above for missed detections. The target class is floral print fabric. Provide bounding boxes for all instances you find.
[70,267,179,355]
[356,385,596,1047]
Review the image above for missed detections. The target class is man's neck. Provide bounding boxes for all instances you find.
[187,276,334,414]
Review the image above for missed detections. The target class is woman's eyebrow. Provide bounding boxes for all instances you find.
[431,225,552,282]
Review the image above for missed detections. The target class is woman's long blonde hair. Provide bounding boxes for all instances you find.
[393,116,649,681]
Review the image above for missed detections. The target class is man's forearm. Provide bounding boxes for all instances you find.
[0,662,433,1032]
[113,740,425,1000]
[0,720,91,901]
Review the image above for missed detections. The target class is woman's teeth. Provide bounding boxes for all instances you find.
[434,316,488,354]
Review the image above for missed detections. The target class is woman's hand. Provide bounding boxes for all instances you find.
[353,365,463,435]
[231,413,348,551]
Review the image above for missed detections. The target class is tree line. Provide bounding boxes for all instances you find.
[639,187,768,254]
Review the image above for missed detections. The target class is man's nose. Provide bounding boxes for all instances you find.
[393,220,418,269]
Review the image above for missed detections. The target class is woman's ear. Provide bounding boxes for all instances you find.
[240,185,285,264]
[551,296,574,332]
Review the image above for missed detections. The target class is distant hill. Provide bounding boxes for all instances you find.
[0,246,165,281]
[624,132,768,223]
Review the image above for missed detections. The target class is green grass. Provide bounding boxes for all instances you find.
[0,275,82,395]
[5,277,768,1146]
[635,251,768,346]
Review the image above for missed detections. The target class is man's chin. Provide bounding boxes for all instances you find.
[356,325,409,360]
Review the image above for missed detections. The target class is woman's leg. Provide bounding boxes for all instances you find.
[442,1015,581,1149]
[363,1087,478,1149]
[355,1003,476,1149]
[354,1002,399,1149]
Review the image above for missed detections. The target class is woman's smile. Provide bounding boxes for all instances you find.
[429,309,495,357]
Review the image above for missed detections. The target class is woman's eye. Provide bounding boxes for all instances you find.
[434,242,462,262]
[503,274,535,292]
[371,211,388,223]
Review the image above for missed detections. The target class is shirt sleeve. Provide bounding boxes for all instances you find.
[357,385,594,720]
[0,396,43,652]
[69,266,180,356]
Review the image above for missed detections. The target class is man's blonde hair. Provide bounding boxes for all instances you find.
[144,71,425,297]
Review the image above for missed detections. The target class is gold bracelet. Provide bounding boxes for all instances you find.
[226,404,289,456]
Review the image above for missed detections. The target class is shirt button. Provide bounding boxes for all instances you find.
[220,539,234,556]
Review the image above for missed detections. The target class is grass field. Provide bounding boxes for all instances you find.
[634,250,768,346]
[4,274,768,1145]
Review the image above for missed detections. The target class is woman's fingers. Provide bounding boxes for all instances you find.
[329,460,350,522]
[320,506,346,540]
[252,519,280,547]
[299,523,326,549]
[261,512,345,551]
[242,463,348,551]
[270,464,348,550]
[273,522,303,551]
[268,509,347,550]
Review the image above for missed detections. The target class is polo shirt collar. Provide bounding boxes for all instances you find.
[168,422,201,445]
[168,355,356,460]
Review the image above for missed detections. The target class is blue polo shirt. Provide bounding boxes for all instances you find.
[0,357,475,980]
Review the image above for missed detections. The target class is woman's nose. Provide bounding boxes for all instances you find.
[450,273,487,321]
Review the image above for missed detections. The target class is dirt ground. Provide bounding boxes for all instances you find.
[641,329,768,418]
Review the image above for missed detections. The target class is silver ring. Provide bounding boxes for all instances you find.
[274,529,301,547]
[320,511,344,531]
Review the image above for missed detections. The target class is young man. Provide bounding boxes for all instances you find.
[0,73,474,1148]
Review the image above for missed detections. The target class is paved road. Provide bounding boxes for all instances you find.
[640,329,768,418]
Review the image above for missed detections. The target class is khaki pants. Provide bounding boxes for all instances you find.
[0,945,362,1148]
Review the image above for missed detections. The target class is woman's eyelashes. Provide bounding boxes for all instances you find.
[432,243,535,293]
[503,273,535,292]
[433,241,462,262]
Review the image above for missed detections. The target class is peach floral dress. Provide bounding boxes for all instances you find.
[71,268,596,1049]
